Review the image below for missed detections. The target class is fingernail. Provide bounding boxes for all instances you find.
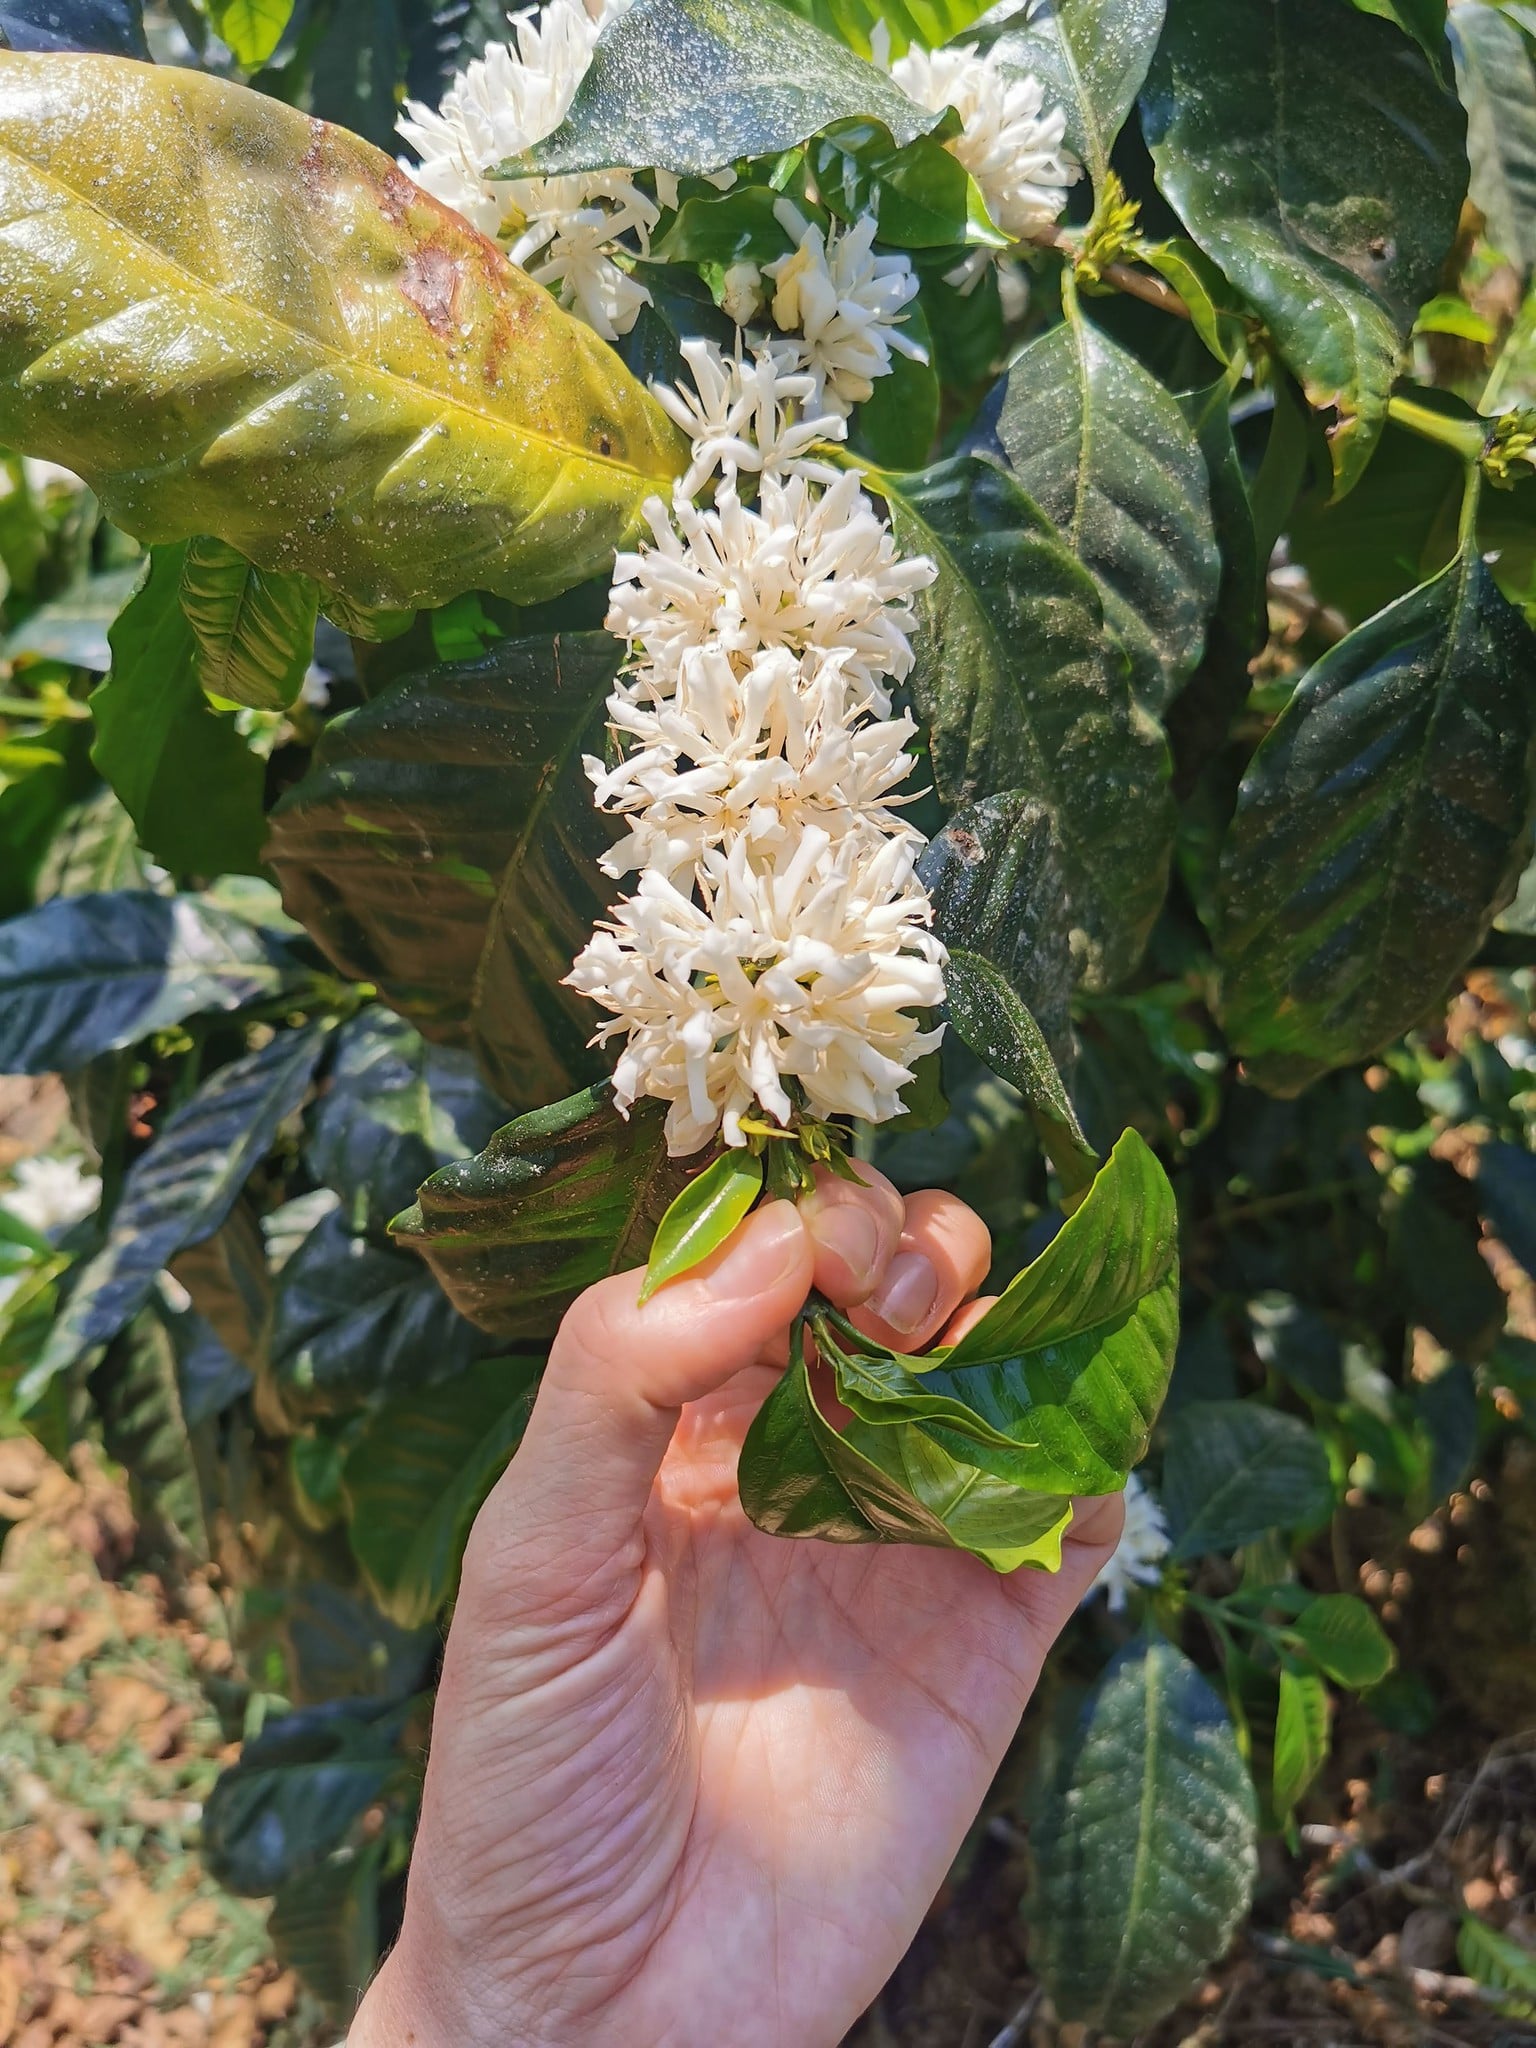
[802,1200,881,1283]
[870,1250,938,1336]
[702,1201,805,1299]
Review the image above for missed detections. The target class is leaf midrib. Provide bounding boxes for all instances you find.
[1098,1645,1164,2023]
[0,140,664,488]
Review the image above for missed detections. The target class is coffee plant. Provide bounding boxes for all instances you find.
[1,0,1535,2033]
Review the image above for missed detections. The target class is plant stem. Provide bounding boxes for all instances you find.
[1032,225,1191,320]
[1386,394,1487,461]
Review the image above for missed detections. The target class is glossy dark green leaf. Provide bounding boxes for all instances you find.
[1288,1593,1395,1688]
[268,1840,385,2020]
[0,0,147,55]
[90,545,267,880]
[943,950,1096,1193]
[1390,1158,1506,1355]
[988,309,1219,714]
[21,1021,331,1400]
[0,719,96,919]
[267,632,619,1111]
[1351,0,1450,82]
[305,1008,507,1234]
[33,785,152,901]
[640,1147,764,1303]
[203,1697,416,1896]
[877,453,1174,988]
[1273,1662,1330,1815]
[849,299,939,470]
[92,1305,211,1566]
[1143,0,1468,494]
[520,0,941,177]
[1162,1400,1334,1559]
[6,562,140,669]
[650,184,796,267]
[268,1580,435,1708]
[270,1209,496,1420]
[393,1086,690,1340]
[1030,1636,1257,2033]
[0,890,307,1075]
[180,536,319,712]
[818,1129,1179,1494]
[342,1354,541,1627]
[770,0,991,59]
[917,791,1074,1067]
[1450,0,1536,273]
[986,0,1165,195]
[1283,410,1464,628]
[1478,1137,1536,1281]
[810,122,1005,251]
[737,1341,1074,1570]
[0,52,686,609]
[1219,549,1536,1093]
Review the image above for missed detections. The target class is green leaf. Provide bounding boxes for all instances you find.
[1450,1,1536,274]
[986,0,1165,197]
[816,1128,1179,1494]
[203,1697,415,1896]
[1143,0,1469,495]
[1273,1662,1330,1815]
[1288,1593,1395,1688]
[988,307,1220,714]
[393,1085,690,1341]
[640,1148,764,1303]
[91,545,267,880]
[270,1209,496,1421]
[0,718,96,918]
[21,1021,331,1401]
[6,562,141,670]
[1219,545,1536,1094]
[33,785,152,901]
[850,298,940,469]
[179,536,319,712]
[0,889,307,1074]
[342,1354,541,1627]
[1029,1637,1258,2034]
[917,791,1074,1067]
[1351,0,1451,83]
[92,1303,211,1566]
[0,0,146,57]
[1389,1157,1506,1356]
[942,950,1096,1193]
[208,0,295,66]
[305,1008,508,1234]
[810,123,1006,251]
[1162,1400,1334,1559]
[267,632,620,1111]
[737,1338,1074,1571]
[770,0,992,59]
[269,1841,384,2020]
[650,183,797,268]
[0,51,685,610]
[1458,1915,1536,2019]
[520,0,941,177]
[1478,1137,1536,1278]
[876,453,1174,988]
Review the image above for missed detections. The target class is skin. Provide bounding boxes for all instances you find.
[351,1167,1123,2048]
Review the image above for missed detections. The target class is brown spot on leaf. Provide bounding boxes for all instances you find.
[402,244,463,338]
[947,827,984,865]
[380,165,419,226]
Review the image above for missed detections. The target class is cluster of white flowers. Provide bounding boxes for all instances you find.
[1081,1473,1171,1613]
[398,0,657,339]
[2,1153,101,1237]
[567,338,945,1156]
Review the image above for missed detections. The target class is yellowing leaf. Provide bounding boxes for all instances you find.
[0,52,686,611]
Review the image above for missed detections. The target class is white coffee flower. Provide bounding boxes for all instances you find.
[892,42,1080,249]
[605,469,935,712]
[764,201,925,414]
[591,646,922,879]
[567,825,945,1154]
[3,1154,102,1236]
[655,338,846,498]
[720,260,766,327]
[1082,1473,1171,1613]
[397,0,658,339]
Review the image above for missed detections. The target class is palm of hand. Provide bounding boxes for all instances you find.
[427,1368,1112,2048]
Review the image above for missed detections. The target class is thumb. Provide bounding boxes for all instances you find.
[459,1200,813,1617]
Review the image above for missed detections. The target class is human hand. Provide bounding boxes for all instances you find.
[350,1171,1124,2048]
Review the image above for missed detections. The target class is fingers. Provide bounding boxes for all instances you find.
[459,1201,814,1617]
[850,1188,992,1351]
[798,1160,906,1304]
[1002,1489,1127,1639]
[940,1293,998,1345]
